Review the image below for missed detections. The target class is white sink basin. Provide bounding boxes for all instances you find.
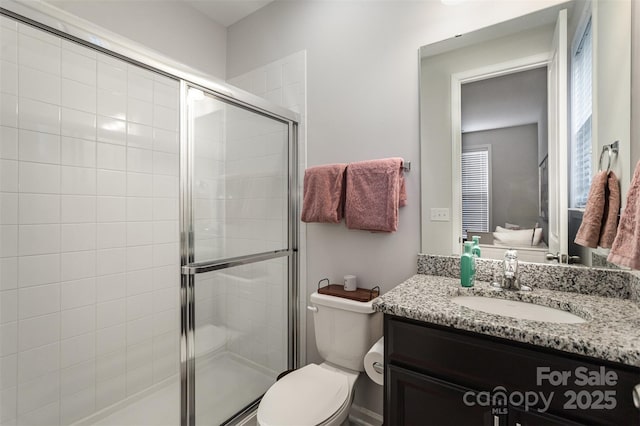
[451,296,586,324]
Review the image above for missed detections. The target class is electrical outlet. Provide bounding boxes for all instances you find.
[430,208,450,222]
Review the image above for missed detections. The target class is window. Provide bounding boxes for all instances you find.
[462,147,490,234]
[571,17,592,208]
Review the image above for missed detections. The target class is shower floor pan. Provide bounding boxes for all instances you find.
[76,351,274,426]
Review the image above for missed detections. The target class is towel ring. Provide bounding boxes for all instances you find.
[599,141,619,173]
[599,147,612,173]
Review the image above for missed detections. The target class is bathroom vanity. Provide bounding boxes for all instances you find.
[384,316,638,425]
[375,257,640,426]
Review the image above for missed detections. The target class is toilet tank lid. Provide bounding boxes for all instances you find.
[310,292,376,313]
[257,364,349,426]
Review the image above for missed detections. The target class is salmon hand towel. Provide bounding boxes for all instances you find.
[575,171,608,248]
[598,172,620,248]
[301,164,347,223]
[344,158,406,232]
[608,160,640,269]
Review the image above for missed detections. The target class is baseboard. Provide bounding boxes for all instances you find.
[348,404,383,426]
[235,410,257,426]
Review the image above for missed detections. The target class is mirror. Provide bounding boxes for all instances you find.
[460,68,548,261]
[419,0,631,268]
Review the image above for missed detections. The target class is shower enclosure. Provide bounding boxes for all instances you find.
[0,4,298,425]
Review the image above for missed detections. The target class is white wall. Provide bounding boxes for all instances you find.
[226,0,566,416]
[633,0,640,167]
[461,66,548,163]
[593,0,631,200]
[44,0,228,78]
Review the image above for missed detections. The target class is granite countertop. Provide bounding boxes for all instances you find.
[373,274,640,367]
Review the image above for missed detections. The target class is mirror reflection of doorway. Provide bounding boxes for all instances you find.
[461,67,548,251]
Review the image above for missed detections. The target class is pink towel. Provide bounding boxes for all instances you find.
[599,172,620,248]
[344,158,406,232]
[575,171,608,248]
[608,160,640,269]
[301,164,347,223]
[575,171,621,248]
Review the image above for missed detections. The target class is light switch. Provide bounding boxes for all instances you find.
[430,208,450,222]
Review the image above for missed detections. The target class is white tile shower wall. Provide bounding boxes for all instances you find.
[192,100,226,263]
[0,17,180,426]
[224,107,287,258]
[225,259,287,372]
[190,98,289,374]
[194,258,287,374]
[228,50,307,366]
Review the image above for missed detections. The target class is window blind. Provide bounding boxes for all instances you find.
[462,149,490,233]
[571,18,592,208]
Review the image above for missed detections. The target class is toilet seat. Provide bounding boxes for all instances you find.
[257,364,351,426]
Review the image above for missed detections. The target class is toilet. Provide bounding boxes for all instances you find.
[257,291,382,426]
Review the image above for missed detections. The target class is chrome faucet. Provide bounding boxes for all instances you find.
[502,249,520,290]
[491,249,531,291]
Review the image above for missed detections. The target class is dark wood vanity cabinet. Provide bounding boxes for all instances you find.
[388,364,496,425]
[384,315,640,426]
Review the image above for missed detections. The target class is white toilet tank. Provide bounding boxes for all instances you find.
[310,292,382,372]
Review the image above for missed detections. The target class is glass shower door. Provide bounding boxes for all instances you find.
[182,86,295,425]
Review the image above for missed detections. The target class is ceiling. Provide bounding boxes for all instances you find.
[461,67,548,134]
[183,0,273,27]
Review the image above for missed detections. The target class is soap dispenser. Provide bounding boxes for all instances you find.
[461,242,475,288]
[472,236,481,258]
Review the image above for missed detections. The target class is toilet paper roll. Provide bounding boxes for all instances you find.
[364,337,384,386]
[344,275,357,291]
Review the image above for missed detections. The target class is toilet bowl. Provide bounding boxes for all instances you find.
[257,292,382,426]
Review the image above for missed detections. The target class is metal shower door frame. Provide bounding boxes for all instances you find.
[179,81,299,426]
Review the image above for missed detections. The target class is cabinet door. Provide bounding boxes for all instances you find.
[509,406,583,426]
[387,364,500,426]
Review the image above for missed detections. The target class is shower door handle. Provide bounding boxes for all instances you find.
[182,249,291,275]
